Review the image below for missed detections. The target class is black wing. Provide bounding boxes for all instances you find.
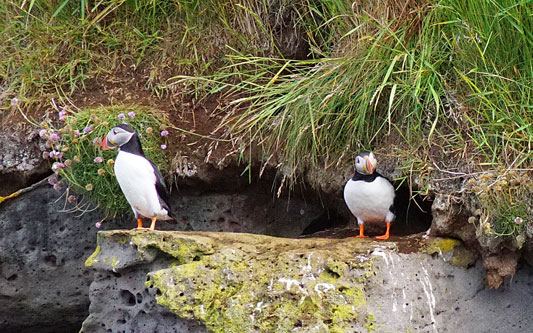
[150,161,175,221]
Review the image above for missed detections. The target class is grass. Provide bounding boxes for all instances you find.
[468,168,532,245]
[173,0,532,238]
[40,105,170,218]
[1,0,531,238]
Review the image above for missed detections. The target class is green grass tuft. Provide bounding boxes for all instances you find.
[41,105,170,218]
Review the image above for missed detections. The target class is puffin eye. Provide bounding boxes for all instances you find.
[112,129,117,135]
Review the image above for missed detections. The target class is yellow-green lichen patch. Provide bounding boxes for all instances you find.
[102,230,215,263]
[93,230,386,331]
[424,238,462,254]
[422,237,477,267]
[450,246,477,267]
[147,241,372,332]
[84,245,101,267]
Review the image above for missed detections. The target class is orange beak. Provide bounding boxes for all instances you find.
[101,136,110,150]
[365,156,374,174]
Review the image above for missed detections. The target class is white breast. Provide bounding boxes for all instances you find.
[343,176,395,224]
[114,151,170,219]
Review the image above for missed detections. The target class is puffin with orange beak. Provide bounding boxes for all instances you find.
[102,123,174,230]
[344,152,395,239]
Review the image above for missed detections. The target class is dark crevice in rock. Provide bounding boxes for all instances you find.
[300,181,433,237]
[0,166,52,197]
[391,182,433,236]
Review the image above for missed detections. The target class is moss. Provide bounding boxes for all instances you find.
[423,237,477,267]
[84,245,101,267]
[92,231,383,331]
[141,232,374,332]
[365,312,376,332]
[423,238,461,255]
[451,246,477,268]
[129,231,214,263]
[103,256,120,268]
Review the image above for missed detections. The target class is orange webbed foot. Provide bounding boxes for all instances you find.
[353,224,367,238]
[375,222,391,240]
[148,217,157,231]
[133,218,150,231]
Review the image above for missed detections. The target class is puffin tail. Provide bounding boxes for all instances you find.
[166,210,177,224]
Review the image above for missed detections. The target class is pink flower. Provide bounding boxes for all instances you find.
[51,162,65,173]
[95,221,102,229]
[127,111,135,119]
[53,182,62,191]
[160,130,169,137]
[117,113,125,120]
[92,137,102,146]
[49,151,64,160]
[58,110,67,121]
[10,97,19,107]
[49,132,61,141]
[160,144,167,150]
[39,129,47,138]
[73,129,80,137]
[67,195,76,203]
[48,175,58,185]
[83,126,93,134]
[42,151,49,159]
[93,156,103,163]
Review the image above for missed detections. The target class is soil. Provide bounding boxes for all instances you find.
[3,62,238,167]
[300,225,426,254]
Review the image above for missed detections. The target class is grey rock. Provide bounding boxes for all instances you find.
[81,234,207,333]
[0,184,125,333]
[0,175,327,332]
[368,249,533,333]
[0,130,50,196]
[83,231,533,333]
[169,189,324,237]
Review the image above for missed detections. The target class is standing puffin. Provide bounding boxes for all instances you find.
[102,123,174,230]
[344,152,395,240]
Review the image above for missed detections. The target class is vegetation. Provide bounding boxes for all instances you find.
[39,105,169,218]
[1,0,531,237]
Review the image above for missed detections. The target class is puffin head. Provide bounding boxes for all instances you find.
[101,123,135,150]
[354,151,377,175]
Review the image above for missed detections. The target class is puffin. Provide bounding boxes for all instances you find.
[344,152,395,240]
[101,123,174,230]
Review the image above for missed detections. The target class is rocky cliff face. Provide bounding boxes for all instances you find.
[82,230,533,333]
[0,185,124,332]
[1,123,532,332]
[0,176,325,332]
[0,130,50,196]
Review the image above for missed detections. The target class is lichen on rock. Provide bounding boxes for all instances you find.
[89,230,376,332]
[146,235,375,332]
[422,237,477,268]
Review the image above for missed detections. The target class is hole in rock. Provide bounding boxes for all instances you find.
[119,290,136,306]
[300,180,433,238]
[163,165,432,240]
[7,274,18,281]
[44,255,57,266]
